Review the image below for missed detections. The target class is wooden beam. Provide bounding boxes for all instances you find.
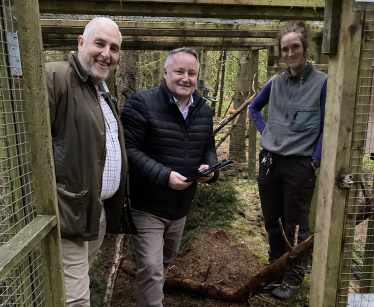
[13,0,67,306]
[309,0,363,305]
[64,0,324,6]
[0,216,57,281]
[43,39,276,49]
[38,1,324,20]
[322,0,342,53]
[42,26,281,38]
[40,19,324,32]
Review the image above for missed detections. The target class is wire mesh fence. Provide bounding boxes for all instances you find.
[0,0,48,306]
[337,10,374,307]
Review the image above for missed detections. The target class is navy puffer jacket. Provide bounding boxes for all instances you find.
[121,79,218,220]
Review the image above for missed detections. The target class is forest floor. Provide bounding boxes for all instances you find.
[91,176,311,307]
[90,131,312,307]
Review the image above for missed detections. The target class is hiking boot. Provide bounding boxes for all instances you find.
[260,276,283,294]
[271,282,300,300]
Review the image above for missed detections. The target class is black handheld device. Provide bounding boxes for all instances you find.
[185,159,234,182]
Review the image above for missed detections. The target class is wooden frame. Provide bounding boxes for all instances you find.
[39,0,324,20]
[309,0,364,305]
[11,0,66,306]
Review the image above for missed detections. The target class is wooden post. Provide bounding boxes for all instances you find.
[322,0,342,54]
[248,49,258,175]
[309,0,363,306]
[314,37,322,64]
[267,46,276,78]
[13,1,66,307]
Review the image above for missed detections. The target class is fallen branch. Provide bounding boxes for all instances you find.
[213,76,273,135]
[103,234,126,307]
[233,235,314,302]
[215,114,241,149]
[121,234,314,303]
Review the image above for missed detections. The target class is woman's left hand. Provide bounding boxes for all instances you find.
[311,162,316,171]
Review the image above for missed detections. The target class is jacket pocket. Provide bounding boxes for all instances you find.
[290,108,320,132]
[57,185,88,237]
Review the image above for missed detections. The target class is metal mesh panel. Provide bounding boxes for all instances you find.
[0,247,46,307]
[0,1,48,307]
[338,11,374,306]
[0,0,37,245]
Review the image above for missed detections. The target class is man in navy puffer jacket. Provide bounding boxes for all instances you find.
[121,47,219,307]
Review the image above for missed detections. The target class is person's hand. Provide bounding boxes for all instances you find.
[168,171,193,190]
[196,164,214,183]
[311,162,316,171]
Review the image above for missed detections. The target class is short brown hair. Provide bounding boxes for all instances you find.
[164,47,200,70]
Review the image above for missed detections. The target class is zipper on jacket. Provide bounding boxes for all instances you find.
[285,77,297,122]
[291,110,298,125]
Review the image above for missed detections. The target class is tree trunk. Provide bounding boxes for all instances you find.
[117,50,138,111]
[229,51,250,162]
[211,52,223,116]
[216,51,227,118]
[153,51,161,87]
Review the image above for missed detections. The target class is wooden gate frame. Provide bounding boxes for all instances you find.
[0,1,67,306]
[310,0,365,306]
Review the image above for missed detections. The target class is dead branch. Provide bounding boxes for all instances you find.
[121,235,314,303]
[103,234,126,307]
[233,235,314,302]
[213,75,273,135]
[294,225,299,247]
[215,114,241,149]
[278,218,292,250]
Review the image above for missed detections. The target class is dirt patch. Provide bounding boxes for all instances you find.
[97,226,274,307]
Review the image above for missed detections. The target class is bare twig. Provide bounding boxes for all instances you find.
[251,73,257,94]
[294,225,299,247]
[255,294,279,306]
[202,264,212,283]
[278,218,292,250]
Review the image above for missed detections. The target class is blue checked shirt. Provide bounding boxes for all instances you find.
[98,82,122,200]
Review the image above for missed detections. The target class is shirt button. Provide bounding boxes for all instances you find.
[101,132,104,135]
[98,160,101,163]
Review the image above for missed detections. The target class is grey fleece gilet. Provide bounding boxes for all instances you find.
[260,62,328,157]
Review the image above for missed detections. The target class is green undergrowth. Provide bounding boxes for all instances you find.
[89,259,106,307]
[179,180,240,255]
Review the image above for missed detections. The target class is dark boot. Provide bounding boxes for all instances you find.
[260,275,283,294]
[271,282,300,300]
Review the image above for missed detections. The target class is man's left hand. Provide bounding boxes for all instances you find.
[197,164,214,183]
